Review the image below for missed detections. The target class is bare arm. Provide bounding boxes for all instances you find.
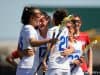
[30,36,57,47]
[6,55,17,68]
[61,46,74,57]
[30,38,51,47]
[87,47,93,75]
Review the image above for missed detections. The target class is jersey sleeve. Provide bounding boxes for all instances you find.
[25,26,37,40]
[47,26,60,39]
[47,29,54,39]
[18,25,38,50]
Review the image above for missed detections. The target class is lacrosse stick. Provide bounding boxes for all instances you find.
[83,40,97,56]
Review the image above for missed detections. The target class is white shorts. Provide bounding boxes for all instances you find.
[16,68,37,75]
[45,69,70,75]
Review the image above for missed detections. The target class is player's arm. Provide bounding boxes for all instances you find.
[25,26,56,47]
[87,36,93,75]
[6,50,18,68]
[29,33,57,47]
[88,47,93,75]
[42,59,48,72]
[6,55,17,67]
[23,26,57,48]
[72,59,81,65]
[61,48,74,57]
[40,43,51,72]
[29,38,51,47]
[61,43,74,57]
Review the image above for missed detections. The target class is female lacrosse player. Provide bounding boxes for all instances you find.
[45,9,74,75]
[73,15,92,75]
[67,26,84,75]
[36,11,50,75]
[16,6,55,75]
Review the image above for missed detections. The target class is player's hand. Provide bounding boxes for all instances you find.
[72,60,81,65]
[61,50,71,57]
[61,48,74,57]
[42,62,48,72]
[88,67,92,75]
[49,38,58,44]
[60,50,70,57]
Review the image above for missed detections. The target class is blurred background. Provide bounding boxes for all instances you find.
[0,0,100,75]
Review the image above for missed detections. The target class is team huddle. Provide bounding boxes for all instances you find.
[6,6,92,75]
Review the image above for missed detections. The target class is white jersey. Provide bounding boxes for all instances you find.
[37,30,48,62]
[17,25,39,69]
[68,41,83,63]
[68,41,84,75]
[18,25,38,50]
[47,26,70,70]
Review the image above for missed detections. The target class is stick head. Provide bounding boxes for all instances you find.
[83,40,98,56]
[92,40,98,45]
[63,15,74,23]
[58,15,74,31]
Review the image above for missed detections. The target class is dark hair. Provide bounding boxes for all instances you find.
[53,9,68,26]
[41,11,48,17]
[41,11,50,20]
[21,6,40,25]
[73,14,81,19]
[71,14,82,24]
[41,11,51,24]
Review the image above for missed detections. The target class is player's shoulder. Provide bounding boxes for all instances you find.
[48,26,59,34]
[23,25,36,32]
[48,26,68,32]
[23,25,34,30]
[48,26,59,31]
